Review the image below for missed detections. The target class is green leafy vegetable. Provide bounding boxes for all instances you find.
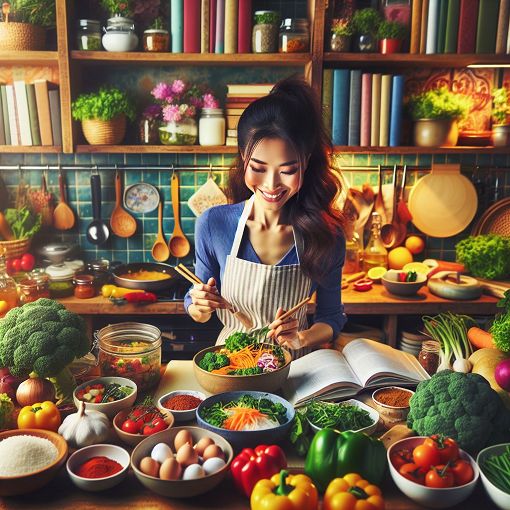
[490,290,510,352]
[198,352,229,372]
[4,207,41,240]
[72,87,136,122]
[289,408,311,456]
[305,401,374,431]
[228,367,263,375]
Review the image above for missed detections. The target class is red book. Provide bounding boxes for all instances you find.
[184,0,201,53]
[360,73,372,147]
[457,0,479,53]
[209,0,217,52]
[237,0,252,53]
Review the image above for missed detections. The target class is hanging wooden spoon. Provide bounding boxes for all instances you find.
[168,172,191,258]
[151,201,170,262]
[381,165,399,247]
[110,170,137,238]
[53,168,75,230]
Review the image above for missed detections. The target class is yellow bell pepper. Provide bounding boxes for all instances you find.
[17,401,62,432]
[324,473,385,510]
[101,285,144,299]
[250,470,318,510]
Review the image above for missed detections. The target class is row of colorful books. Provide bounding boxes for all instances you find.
[409,0,510,54]
[323,70,404,148]
[0,80,61,147]
[168,0,253,53]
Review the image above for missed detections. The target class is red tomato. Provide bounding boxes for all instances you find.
[11,258,22,273]
[5,258,15,275]
[20,253,35,272]
[425,465,454,488]
[424,435,460,464]
[450,459,474,486]
[398,272,407,282]
[413,444,441,470]
[390,448,413,469]
[142,417,168,435]
[399,463,426,485]
[122,418,142,434]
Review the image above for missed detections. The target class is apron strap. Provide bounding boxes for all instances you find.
[230,195,255,257]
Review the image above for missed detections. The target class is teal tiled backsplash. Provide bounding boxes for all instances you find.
[0,152,509,265]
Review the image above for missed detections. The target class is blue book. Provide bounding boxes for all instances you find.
[170,0,183,53]
[389,75,404,147]
[332,69,350,146]
[348,70,361,147]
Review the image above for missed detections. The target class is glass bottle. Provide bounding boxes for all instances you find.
[0,248,18,311]
[77,19,102,50]
[199,108,226,146]
[252,10,279,53]
[418,340,441,375]
[362,212,388,271]
[279,18,310,53]
[344,233,361,274]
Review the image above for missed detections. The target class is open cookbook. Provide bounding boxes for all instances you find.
[282,338,430,407]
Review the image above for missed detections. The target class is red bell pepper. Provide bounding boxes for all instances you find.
[123,291,157,304]
[231,444,287,497]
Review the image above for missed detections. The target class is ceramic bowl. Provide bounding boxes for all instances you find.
[131,426,234,498]
[388,437,479,509]
[193,343,292,394]
[372,386,414,426]
[196,390,295,451]
[73,376,137,419]
[102,32,138,52]
[67,443,130,492]
[0,429,68,496]
[382,270,427,297]
[113,407,175,447]
[157,390,206,422]
[307,399,380,435]
[477,443,510,510]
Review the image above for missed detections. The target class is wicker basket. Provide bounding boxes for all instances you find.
[81,115,127,145]
[0,238,31,259]
[0,22,46,51]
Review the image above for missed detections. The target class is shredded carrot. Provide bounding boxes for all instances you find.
[223,406,268,431]
[210,345,280,374]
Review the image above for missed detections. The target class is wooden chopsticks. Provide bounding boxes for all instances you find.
[174,263,203,286]
[277,296,311,322]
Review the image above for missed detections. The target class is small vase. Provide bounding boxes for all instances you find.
[492,124,510,147]
[355,33,376,52]
[139,117,160,145]
[379,38,402,54]
[330,33,351,52]
[414,119,459,147]
[159,118,198,145]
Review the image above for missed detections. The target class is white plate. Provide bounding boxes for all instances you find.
[124,183,160,213]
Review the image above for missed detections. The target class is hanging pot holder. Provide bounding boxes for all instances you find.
[188,170,227,217]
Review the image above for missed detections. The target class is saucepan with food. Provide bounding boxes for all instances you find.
[112,262,179,292]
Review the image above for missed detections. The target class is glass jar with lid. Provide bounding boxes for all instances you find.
[279,18,310,53]
[19,274,50,304]
[102,16,139,52]
[85,259,112,288]
[143,29,169,52]
[252,10,279,53]
[97,322,162,391]
[418,340,441,375]
[74,274,96,299]
[0,248,18,312]
[199,108,226,146]
[77,19,102,50]
[45,264,75,298]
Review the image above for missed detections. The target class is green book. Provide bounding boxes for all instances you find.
[476,0,500,53]
[436,0,449,53]
[445,0,460,53]
[0,85,10,145]
[322,69,333,137]
[25,83,41,146]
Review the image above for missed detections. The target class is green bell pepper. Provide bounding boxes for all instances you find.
[304,429,387,492]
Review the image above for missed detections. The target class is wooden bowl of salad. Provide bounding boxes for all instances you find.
[193,340,292,394]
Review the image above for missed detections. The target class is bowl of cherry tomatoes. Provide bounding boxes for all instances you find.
[388,435,479,509]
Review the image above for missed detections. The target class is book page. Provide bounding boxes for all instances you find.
[343,338,430,387]
[283,349,362,406]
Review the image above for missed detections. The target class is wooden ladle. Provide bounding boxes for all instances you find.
[168,172,191,258]
[110,170,137,238]
[381,165,400,247]
[53,168,75,230]
[151,201,170,262]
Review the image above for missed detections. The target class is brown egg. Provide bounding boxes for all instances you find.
[203,444,224,461]
[159,457,182,480]
[194,436,215,457]
[176,443,199,467]
[174,429,193,452]
[139,456,161,478]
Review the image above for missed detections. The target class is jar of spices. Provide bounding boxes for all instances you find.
[279,18,310,53]
[85,259,112,288]
[77,19,102,50]
[143,29,169,52]
[74,274,96,299]
[45,264,75,298]
[252,10,279,53]
[418,340,441,375]
[18,274,50,304]
[199,108,226,146]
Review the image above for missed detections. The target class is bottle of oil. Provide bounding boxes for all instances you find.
[344,233,361,274]
[362,212,388,271]
[0,248,18,312]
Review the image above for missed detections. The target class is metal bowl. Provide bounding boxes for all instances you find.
[112,262,179,292]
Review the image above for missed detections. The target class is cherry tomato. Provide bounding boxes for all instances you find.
[5,258,14,275]
[424,435,460,464]
[413,443,441,470]
[142,417,168,435]
[20,253,35,272]
[425,465,454,488]
[11,258,21,273]
[122,418,142,434]
[398,271,407,282]
[390,448,413,470]
[399,463,426,485]
[450,459,474,486]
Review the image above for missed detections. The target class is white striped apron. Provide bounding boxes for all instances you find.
[216,195,312,359]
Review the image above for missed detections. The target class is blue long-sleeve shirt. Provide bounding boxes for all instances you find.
[184,202,347,337]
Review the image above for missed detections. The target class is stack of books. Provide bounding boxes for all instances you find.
[225,83,274,146]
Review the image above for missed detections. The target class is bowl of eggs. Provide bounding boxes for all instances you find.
[131,426,234,498]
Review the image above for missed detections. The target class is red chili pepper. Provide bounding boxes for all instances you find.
[353,279,373,292]
[398,272,407,282]
[230,444,287,497]
[123,291,157,304]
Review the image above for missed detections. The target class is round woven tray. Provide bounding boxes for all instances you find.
[0,238,31,259]
[471,197,510,236]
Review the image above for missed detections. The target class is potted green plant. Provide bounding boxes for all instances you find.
[351,8,382,52]
[100,0,134,18]
[0,0,55,51]
[377,20,407,54]
[491,87,510,147]
[72,87,136,145]
[407,87,472,147]
[330,18,353,52]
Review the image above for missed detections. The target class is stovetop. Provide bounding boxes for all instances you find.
[153,279,191,302]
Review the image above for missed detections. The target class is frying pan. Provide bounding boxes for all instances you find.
[112,262,180,292]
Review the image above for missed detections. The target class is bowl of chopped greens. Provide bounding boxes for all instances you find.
[196,391,295,451]
[305,399,379,435]
[193,332,292,394]
[477,443,510,510]
[73,376,137,418]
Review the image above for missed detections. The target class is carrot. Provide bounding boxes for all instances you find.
[467,327,495,350]
[223,406,267,431]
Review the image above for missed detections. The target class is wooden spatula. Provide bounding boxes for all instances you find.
[53,168,75,230]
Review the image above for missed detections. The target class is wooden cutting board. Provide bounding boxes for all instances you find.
[478,278,510,298]
[408,164,478,238]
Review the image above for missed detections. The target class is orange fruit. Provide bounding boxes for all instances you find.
[0,301,8,314]
[388,247,414,270]
[405,235,426,255]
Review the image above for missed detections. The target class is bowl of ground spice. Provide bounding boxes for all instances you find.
[158,390,206,422]
[371,386,415,426]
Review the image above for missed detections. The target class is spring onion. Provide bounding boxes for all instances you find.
[482,445,510,494]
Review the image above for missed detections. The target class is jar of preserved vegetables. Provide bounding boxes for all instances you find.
[143,29,169,52]
[19,274,50,304]
[45,264,75,298]
[252,10,279,53]
[77,19,102,50]
[418,340,441,375]
[279,18,310,53]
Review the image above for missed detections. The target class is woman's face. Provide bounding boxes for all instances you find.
[244,138,303,211]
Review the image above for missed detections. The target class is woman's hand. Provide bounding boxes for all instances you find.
[188,277,228,321]
[268,307,301,350]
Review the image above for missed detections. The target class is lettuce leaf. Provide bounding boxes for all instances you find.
[4,207,42,240]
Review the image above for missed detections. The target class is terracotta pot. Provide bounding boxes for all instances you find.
[81,115,127,145]
[413,118,459,147]
[379,38,402,54]
[491,124,510,147]
[0,22,46,51]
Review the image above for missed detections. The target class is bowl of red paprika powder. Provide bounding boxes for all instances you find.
[157,390,206,422]
[372,386,414,426]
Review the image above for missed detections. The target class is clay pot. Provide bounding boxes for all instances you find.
[414,118,459,147]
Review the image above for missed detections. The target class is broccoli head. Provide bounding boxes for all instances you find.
[407,370,510,454]
[198,352,229,372]
[224,331,256,352]
[228,367,263,375]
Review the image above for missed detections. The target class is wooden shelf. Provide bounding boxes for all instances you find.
[76,144,238,153]
[0,145,62,153]
[0,51,58,65]
[332,146,510,154]
[71,51,311,66]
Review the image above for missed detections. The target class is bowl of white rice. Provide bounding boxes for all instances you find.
[0,429,68,496]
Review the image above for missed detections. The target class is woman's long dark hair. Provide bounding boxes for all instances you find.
[227,76,346,283]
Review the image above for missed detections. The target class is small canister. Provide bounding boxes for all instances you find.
[77,19,102,50]
[74,274,96,299]
[143,29,169,52]
[45,264,76,298]
[279,18,310,53]
[18,274,50,304]
[199,108,226,146]
[85,259,112,288]
[252,10,279,53]
[418,340,441,375]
